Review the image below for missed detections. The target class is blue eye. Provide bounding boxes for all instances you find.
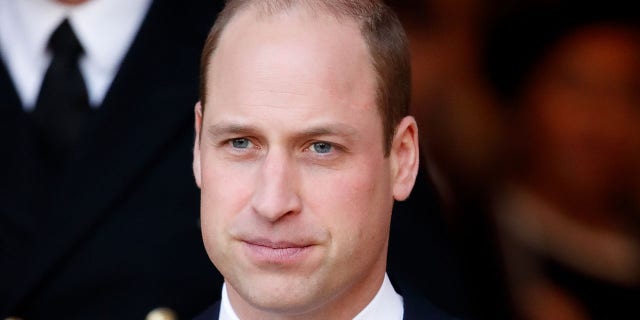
[311,142,332,154]
[231,138,251,149]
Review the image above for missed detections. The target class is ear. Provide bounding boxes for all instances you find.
[193,102,203,188]
[390,116,420,201]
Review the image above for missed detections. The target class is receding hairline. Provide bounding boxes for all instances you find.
[212,2,369,67]
[201,0,387,106]
[237,0,380,20]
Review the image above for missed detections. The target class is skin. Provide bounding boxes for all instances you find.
[193,6,419,320]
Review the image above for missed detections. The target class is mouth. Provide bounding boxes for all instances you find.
[242,239,314,265]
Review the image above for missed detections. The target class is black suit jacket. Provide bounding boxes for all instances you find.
[388,165,473,319]
[0,1,223,319]
[192,276,456,320]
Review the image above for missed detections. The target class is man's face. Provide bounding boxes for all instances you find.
[193,7,417,319]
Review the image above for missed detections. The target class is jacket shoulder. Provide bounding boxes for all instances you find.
[393,275,459,320]
[193,301,221,320]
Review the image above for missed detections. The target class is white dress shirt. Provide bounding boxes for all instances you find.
[219,273,404,320]
[0,0,152,109]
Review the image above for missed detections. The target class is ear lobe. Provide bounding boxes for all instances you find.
[390,116,420,201]
[193,102,203,188]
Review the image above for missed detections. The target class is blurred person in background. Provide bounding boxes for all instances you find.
[387,1,511,319]
[0,0,224,318]
[483,2,640,319]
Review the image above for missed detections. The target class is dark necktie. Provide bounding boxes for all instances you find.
[32,19,91,168]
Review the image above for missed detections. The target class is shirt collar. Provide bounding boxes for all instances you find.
[1,0,66,63]
[353,273,404,320]
[219,273,404,320]
[219,283,241,320]
[65,0,152,74]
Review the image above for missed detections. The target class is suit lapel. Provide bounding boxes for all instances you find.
[0,54,38,229]
[0,51,44,312]
[0,52,30,235]
[7,0,206,308]
[193,301,221,320]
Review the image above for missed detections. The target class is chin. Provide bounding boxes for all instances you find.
[235,273,325,314]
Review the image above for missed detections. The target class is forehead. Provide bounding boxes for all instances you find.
[214,5,368,64]
[205,6,378,115]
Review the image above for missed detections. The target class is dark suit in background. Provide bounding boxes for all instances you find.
[388,160,476,320]
[0,0,224,318]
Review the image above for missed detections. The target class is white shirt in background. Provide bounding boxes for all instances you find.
[0,0,152,109]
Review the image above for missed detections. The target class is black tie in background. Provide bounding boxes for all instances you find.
[32,19,91,171]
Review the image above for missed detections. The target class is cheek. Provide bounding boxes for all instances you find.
[202,152,254,201]
[200,154,255,242]
[303,158,393,252]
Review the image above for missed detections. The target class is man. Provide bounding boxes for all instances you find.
[192,1,454,319]
[0,0,223,318]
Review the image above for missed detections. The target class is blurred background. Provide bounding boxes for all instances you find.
[386,0,640,319]
[1,0,638,319]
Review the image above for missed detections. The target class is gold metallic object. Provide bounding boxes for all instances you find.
[145,307,178,320]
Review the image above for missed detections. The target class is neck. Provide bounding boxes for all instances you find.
[229,265,388,320]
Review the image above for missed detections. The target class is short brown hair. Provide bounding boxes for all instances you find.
[199,0,411,153]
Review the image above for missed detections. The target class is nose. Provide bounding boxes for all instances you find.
[250,149,302,222]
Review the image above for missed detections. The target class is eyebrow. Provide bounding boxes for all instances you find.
[297,124,358,139]
[205,122,358,140]
[207,123,259,138]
